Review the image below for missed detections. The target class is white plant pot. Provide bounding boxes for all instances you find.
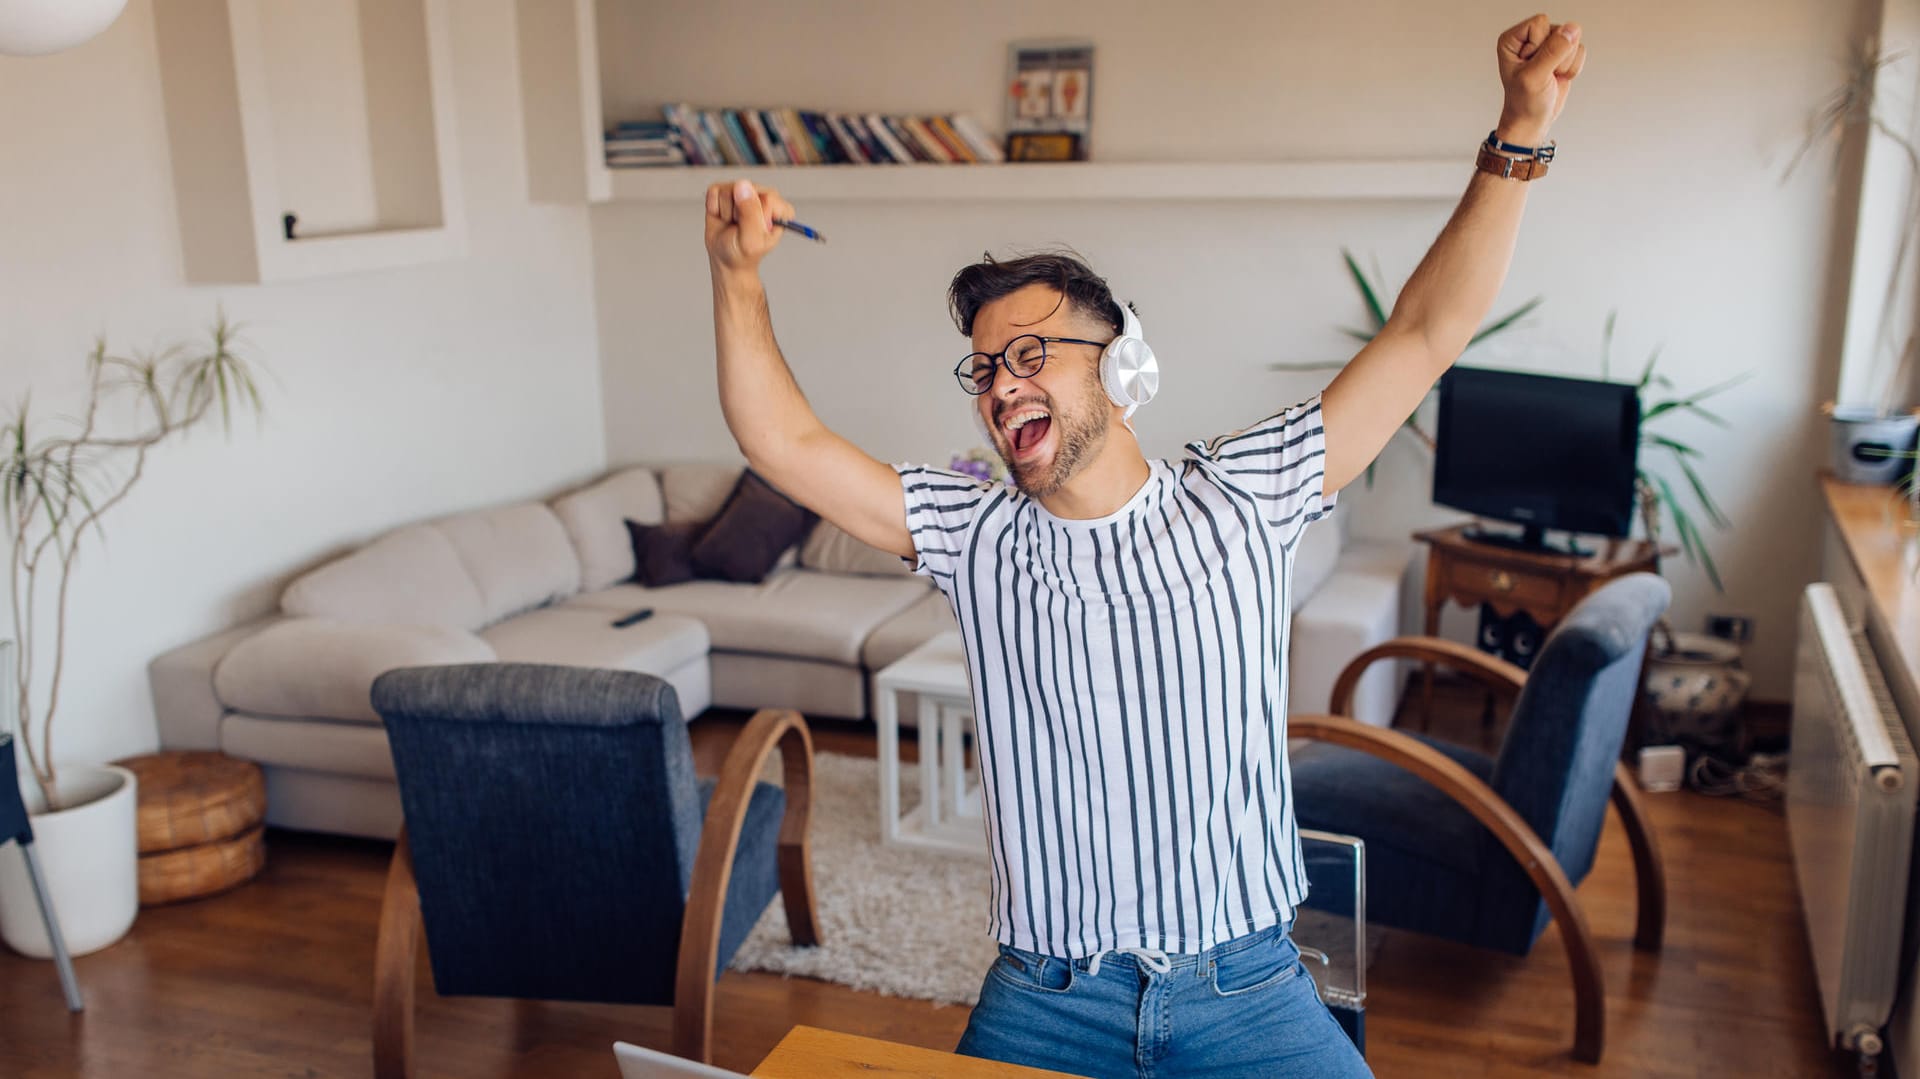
[0,763,139,958]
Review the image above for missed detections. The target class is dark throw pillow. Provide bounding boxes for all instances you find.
[689,470,818,584]
[625,518,702,587]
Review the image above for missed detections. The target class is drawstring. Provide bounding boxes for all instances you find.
[1086,946,1171,977]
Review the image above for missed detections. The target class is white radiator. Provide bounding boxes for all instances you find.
[1790,583,1918,1061]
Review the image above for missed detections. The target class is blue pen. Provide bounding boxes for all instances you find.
[773,218,826,244]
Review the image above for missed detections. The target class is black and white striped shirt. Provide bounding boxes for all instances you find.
[897,395,1337,958]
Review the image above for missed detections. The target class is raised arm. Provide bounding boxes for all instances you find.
[1320,14,1586,496]
[705,179,914,558]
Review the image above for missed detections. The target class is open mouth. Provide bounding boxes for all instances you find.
[1002,407,1053,460]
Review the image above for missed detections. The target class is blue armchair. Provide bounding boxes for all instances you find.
[1289,572,1671,1065]
[368,663,820,1076]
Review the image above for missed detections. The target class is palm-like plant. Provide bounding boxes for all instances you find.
[1271,249,1541,471]
[4,315,263,808]
[1600,312,1745,592]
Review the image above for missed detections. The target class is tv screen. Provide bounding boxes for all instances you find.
[1432,366,1641,541]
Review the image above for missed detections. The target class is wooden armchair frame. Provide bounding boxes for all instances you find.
[1296,637,1666,1065]
[372,708,822,1077]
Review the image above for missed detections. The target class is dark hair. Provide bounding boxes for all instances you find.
[947,249,1127,338]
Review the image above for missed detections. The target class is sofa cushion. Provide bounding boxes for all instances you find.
[432,503,582,624]
[660,462,744,524]
[801,519,911,577]
[690,471,818,584]
[282,524,486,629]
[550,467,666,591]
[214,618,495,724]
[480,607,710,677]
[568,569,930,666]
[862,590,959,670]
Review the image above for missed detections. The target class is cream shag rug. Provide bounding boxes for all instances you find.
[728,751,997,1006]
[727,752,1374,1008]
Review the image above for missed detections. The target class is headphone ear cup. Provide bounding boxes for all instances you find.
[1101,336,1160,409]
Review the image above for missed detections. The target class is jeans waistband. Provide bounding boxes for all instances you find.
[1037,921,1290,975]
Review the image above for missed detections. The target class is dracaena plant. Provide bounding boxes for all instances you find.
[1600,311,1745,593]
[4,315,263,809]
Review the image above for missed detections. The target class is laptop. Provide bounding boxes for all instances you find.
[613,1042,750,1079]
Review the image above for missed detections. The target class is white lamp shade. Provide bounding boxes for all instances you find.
[0,0,129,57]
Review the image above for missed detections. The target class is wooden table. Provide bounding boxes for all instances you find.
[752,1026,1082,1078]
[1415,522,1662,735]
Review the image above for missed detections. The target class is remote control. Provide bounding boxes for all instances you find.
[610,608,655,628]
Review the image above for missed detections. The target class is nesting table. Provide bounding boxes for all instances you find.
[872,632,985,855]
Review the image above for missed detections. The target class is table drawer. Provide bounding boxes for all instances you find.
[1449,560,1562,609]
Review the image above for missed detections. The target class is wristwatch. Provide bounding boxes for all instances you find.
[1476,144,1550,181]
[1477,130,1553,181]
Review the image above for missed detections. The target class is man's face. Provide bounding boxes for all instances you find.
[969,283,1115,499]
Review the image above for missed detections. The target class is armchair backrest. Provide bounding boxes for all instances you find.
[372,663,705,1006]
[1483,572,1670,951]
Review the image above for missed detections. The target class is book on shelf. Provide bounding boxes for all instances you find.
[927,117,977,163]
[651,106,1005,168]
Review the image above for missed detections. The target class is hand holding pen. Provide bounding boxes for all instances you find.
[704,179,825,276]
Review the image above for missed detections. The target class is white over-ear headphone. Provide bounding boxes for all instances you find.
[1100,302,1159,426]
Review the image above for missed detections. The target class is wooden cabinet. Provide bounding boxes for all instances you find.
[1415,523,1662,728]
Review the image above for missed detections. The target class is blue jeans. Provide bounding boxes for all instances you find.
[955,923,1371,1079]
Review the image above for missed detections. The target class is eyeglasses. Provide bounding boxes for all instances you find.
[954,335,1108,396]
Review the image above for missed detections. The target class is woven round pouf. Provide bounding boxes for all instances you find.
[115,751,267,906]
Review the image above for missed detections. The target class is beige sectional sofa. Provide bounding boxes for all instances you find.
[150,461,1414,840]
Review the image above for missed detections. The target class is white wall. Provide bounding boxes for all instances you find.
[592,0,1877,700]
[0,0,608,767]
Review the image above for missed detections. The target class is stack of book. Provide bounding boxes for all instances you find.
[656,104,1005,167]
[604,121,687,168]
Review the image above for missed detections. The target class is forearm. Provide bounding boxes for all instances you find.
[1387,167,1530,366]
[711,268,821,466]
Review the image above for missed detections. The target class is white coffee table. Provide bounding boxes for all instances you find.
[872,632,985,856]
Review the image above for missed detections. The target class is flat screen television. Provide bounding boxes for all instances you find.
[1432,366,1641,554]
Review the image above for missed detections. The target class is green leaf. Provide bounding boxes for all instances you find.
[1467,295,1543,348]
[1343,248,1389,330]
[1673,451,1731,529]
[1636,345,1663,389]
[1601,310,1617,380]
[1646,434,1701,457]
[1340,326,1375,344]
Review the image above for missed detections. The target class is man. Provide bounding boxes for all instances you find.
[702,15,1584,1077]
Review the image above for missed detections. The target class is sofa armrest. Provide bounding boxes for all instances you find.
[149,617,285,751]
[1288,540,1417,729]
[214,618,495,725]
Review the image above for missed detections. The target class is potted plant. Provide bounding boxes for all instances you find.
[1789,42,1920,483]
[1595,312,1754,756]
[1269,249,1541,484]
[0,316,262,957]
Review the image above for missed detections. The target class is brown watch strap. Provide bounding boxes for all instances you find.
[1476,145,1548,181]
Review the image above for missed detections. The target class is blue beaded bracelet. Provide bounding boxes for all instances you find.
[1485,130,1556,163]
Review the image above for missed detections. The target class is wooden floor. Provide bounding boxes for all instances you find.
[0,684,1854,1078]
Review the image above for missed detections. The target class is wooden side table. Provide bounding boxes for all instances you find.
[1415,523,1662,735]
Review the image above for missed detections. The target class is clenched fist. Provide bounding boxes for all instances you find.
[705,179,796,276]
[1496,14,1586,147]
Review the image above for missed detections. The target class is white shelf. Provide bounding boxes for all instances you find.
[602,160,1466,204]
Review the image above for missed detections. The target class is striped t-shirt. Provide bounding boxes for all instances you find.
[896,394,1337,958]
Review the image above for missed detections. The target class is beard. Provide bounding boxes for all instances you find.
[994,366,1111,500]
